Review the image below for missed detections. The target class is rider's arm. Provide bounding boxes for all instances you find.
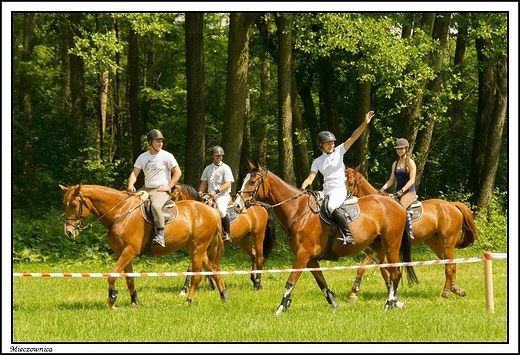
[301,171,317,190]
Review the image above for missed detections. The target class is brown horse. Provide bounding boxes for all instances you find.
[60,183,229,309]
[345,166,477,300]
[235,161,418,315]
[171,183,276,292]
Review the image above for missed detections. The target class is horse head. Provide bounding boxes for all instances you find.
[59,183,91,239]
[235,160,266,213]
[345,166,362,196]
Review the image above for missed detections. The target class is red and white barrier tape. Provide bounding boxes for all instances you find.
[13,254,507,278]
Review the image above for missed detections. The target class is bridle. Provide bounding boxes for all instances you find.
[238,167,307,209]
[64,192,90,233]
[64,191,142,234]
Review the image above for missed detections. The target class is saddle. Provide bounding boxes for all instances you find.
[313,193,361,261]
[140,197,179,225]
[408,198,424,222]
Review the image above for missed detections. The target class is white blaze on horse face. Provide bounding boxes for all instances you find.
[234,173,251,213]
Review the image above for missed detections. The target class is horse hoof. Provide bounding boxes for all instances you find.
[349,295,358,302]
[395,301,406,309]
[179,291,187,297]
[275,305,286,316]
[131,302,139,307]
[220,289,230,302]
[183,299,193,307]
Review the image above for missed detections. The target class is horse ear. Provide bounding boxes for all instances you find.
[354,165,360,173]
[59,184,68,192]
[247,159,255,169]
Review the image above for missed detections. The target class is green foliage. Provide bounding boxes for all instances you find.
[472,189,508,253]
[13,209,113,263]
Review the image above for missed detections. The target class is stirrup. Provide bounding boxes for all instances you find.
[222,232,232,243]
[338,233,355,245]
[153,235,166,247]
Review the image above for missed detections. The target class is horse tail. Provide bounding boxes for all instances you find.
[452,202,478,249]
[399,215,419,286]
[207,210,225,266]
[262,212,277,260]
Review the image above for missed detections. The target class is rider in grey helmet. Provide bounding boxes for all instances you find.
[301,110,375,245]
[198,145,235,243]
[127,129,182,247]
[379,137,417,240]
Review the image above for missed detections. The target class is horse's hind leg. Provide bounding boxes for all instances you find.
[202,253,229,302]
[307,259,338,310]
[236,238,261,290]
[123,262,139,307]
[180,264,193,296]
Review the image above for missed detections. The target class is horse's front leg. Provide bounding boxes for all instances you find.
[276,253,309,316]
[201,253,229,302]
[107,247,138,310]
[307,259,337,310]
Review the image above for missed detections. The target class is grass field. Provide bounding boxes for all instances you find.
[7,243,513,353]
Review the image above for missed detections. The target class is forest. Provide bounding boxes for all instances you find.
[11,11,508,217]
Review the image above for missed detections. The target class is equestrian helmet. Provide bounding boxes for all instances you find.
[316,131,336,144]
[394,138,409,148]
[147,129,164,142]
[211,145,225,155]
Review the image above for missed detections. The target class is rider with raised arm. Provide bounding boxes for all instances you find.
[300,111,375,245]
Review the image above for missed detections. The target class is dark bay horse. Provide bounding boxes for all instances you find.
[235,161,418,315]
[60,183,229,309]
[171,183,276,292]
[345,166,477,300]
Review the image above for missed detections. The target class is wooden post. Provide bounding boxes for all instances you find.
[484,252,494,313]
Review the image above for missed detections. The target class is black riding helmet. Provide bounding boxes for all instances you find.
[147,129,164,142]
[211,145,225,155]
[317,131,336,144]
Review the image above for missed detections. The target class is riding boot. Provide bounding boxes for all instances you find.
[331,208,355,245]
[221,216,232,243]
[406,208,414,240]
[153,227,166,247]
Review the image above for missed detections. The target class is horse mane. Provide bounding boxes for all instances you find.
[174,183,203,202]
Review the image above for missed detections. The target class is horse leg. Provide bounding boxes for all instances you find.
[237,238,261,291]
[349,245,387,301]
[423,239,466,298]
[384,266,406,310]
[179,263,193,297]
[275,254,310,316]
[307,259,338,310]
[123,262,139,307]
[202,253,229,302]
[107,248,138,310]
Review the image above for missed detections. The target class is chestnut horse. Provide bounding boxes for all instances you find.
[171,183,276,292]
[235,161,418,315]
[345,166,477,300]
[60,183,229,309]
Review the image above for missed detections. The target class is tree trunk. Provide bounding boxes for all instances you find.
[221,13,259,191]
[353,80,372,176]
[19,13,34,175]
[68,13,87,128]
[401,12,435,152]
[318,55,340,140]
[415,14,449,189]
[275,14,296,184]
[258,43,271,167]
[128,24,142,184]
[471,51,507,211]
[184,13,206,187]
[291,56,310,185]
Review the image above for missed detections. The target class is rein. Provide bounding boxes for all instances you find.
[65,191,145,234]
[240,168,319,232]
